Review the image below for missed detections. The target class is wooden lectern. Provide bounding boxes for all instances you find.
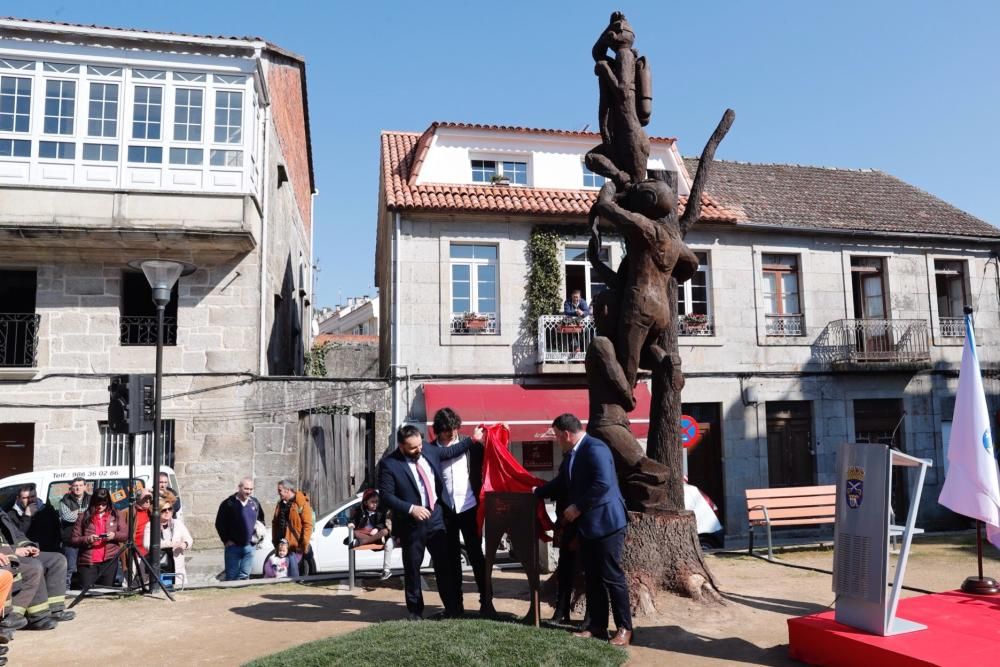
[483,491,541,626]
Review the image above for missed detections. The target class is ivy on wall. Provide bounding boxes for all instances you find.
[526,227,563,335]
[305,342,331,376]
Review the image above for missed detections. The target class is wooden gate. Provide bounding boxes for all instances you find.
[299,412,374,514]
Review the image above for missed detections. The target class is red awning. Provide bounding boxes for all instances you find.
[423,383,651,441]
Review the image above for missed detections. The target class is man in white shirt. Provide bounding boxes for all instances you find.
[429,408,494,617]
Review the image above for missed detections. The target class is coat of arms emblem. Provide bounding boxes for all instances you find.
[846,466,865,509]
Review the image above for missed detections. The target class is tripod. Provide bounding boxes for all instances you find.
[69,433,175,608]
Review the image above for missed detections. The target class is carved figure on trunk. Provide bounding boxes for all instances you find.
[585,332,671,512]
[585,11,651,188]
[591,178,700,391]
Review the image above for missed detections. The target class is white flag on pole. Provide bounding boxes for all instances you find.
[938,313,1000,549]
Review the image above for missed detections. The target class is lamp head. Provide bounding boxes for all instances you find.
[128,259,197,307]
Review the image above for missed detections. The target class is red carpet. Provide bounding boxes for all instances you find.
[787,591,1000,666]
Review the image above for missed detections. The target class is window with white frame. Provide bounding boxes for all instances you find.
[761,254,804,336]
[471,159,527,185]
[564,245,610,304]
[87,82,118,137]
[132,85,162,140]
[677,251,712,334]
[0,138,30,157]
[935,259,967,336]
[214,90,243,143]
[39,140,74,160]
[582,163,606,188]
[1,76,31,133]
[43,79,75,135]
[82,143,118,162]
[450,244,498,332]
[173,88,203,141]
[0,59,255,192]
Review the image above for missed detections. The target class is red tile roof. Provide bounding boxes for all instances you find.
[381,128,740,222]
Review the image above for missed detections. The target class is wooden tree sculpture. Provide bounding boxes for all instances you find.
[580,10,735,609]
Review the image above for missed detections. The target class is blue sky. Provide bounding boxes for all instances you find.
[6,1,1000,309]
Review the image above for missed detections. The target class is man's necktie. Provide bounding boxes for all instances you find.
[567,448,577,481]
[415,458,437,510]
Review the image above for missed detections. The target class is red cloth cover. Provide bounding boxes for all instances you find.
[475,424,554,540]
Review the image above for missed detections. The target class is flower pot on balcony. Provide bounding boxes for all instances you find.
[465,319,488,331]
[557,325,584,334]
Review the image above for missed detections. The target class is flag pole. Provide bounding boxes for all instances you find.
[958,306,1000,595]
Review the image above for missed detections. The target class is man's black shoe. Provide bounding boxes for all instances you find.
[0,613,25,631]
[406,613,422,621]
[25,617,58,631]
[51,610,75,622]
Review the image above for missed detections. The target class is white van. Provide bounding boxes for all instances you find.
[0,465,179,514]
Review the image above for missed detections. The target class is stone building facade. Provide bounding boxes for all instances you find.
[0,18,318,541]
[375,121,1000,542]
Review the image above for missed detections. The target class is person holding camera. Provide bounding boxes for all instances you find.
[70,488,127,590]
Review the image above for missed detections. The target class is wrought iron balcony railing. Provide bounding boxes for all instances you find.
[537,315,596,363]
[939,317,965,338]
[0,313,40,367]
[765,314,804,336]
[120,316,178,346]
[450,312,498,336]
[678,316,715,337]
[824,318,930,364]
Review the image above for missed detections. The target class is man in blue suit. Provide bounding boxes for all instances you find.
[534,413,633,646]
[379,424,473,620]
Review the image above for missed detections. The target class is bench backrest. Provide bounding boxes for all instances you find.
[745,485,836,524]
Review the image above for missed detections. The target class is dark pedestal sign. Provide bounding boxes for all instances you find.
[483,491,540,626]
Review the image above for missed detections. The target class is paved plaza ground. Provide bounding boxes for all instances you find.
[9,532,999,666]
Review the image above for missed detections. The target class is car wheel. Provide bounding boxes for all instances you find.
[459,547,471,567]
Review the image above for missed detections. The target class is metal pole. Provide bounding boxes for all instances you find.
[977,521,984,580]
[150,303,164,585]
[126,432,136,588]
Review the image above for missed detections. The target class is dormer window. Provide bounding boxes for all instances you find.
[582,163,606,188]
[471,159,527,185]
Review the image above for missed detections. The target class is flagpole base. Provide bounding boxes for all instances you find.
[960,576,1000,595]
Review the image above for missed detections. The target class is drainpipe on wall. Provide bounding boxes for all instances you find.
[391,211,402,432]
[257,54,272,376]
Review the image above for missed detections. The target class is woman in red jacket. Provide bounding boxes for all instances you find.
[70,488,127,590]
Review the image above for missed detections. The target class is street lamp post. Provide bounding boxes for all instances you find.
[129,258,196,586]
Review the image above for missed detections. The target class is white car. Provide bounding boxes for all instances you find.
[251,494,430,576]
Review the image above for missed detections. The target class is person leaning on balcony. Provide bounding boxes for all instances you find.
[564,290,591,317]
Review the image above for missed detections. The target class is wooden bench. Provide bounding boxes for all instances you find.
[746,485,836,561]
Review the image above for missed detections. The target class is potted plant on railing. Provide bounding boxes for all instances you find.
[490,173,510,186]
[462,312,490,331]
[556,316,585,334]
[682,312,709,333]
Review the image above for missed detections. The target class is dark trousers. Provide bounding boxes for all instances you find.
[9,551,67,621]
[78,558,118,590]
[555,540,579,616]
[399,510,460,617]
[581,528,632,633]
[444,505,488,608]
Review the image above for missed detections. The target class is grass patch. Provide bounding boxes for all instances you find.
[245,618,627,667]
